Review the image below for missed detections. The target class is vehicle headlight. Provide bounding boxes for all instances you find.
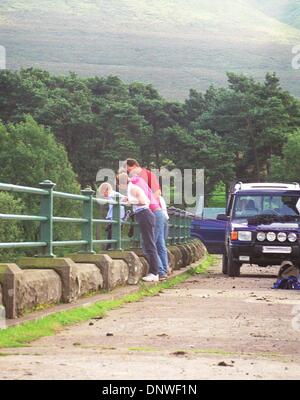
[257,232,266,242]
[266,232,276,242]
[277,232,287,242]
[288,232,297,243]
[238,231,252,241]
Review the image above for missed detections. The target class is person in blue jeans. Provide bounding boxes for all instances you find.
[129,174,169,280]
[152,207,169,279]
[118,173,161,282]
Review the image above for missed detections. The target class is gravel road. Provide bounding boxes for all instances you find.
[0,261,299,380]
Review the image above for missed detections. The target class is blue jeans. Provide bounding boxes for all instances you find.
[142,209,168,276]
[135,209,160,276]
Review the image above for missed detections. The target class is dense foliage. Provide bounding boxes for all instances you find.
[1,68,298,192]
[0,115,81,256]
[0,68,300,256]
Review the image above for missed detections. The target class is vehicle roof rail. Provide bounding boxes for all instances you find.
[233,181,243,192]
[229,181,242,193]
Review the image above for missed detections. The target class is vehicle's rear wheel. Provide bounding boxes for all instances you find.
[227,249,241,277]
[222,253,228,275]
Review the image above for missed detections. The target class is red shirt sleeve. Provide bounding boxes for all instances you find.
[140,168,161,193]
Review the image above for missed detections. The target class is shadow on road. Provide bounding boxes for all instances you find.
[240,274,277,279]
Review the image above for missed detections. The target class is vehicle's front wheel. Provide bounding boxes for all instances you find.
[222,253,228,275]
[227,249,241,277]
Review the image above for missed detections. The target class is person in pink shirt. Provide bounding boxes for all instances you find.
[129,173,168,280]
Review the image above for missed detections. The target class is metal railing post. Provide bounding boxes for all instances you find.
[179,210,183,243]
[39,180,56,257]
[175,210,180,244]
[168,214,173,245]
[188,215,192,240]
[112,195,122,250]
[81,187,95,254]
[165,217,170,246]
[168,207,176,245]
[183,212,187,242]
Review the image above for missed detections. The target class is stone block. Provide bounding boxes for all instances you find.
[0,264,23,319]
[128,248,145,257]
[168,246,184,270]
[139,256,149,276]
[191,239,206,259]
[69,254,128,291]
[15,269,62,316]
[99,251,144,285]
[166,249,175,272]
[185,244,194,264]
[178,244,192,266]
[186,243,197,263]
[75,264,104,297]
[17,258,80,303]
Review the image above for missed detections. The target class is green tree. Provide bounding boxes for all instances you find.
[0,116,81,243]
[269,130,300,182]
[197,73,300,182]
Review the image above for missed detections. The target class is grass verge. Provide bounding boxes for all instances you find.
[0,254,214,349]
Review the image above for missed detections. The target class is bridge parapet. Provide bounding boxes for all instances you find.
[0,180,204,319]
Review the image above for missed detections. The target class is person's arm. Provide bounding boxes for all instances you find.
[130,186,149,206]
[148,171,161,199]
[153,189,161,199]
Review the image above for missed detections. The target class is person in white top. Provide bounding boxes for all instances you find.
[97,182,126,250]
[118,173,161,282]
[98,182,126,220]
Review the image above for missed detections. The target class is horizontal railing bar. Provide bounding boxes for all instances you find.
[52,240,88,247]
[94,198,117,205]
[53,217,88,223]
[0,242,47,249]
[121,221,138,225]
[0,214,47,221]
[92,219,117,224]
[53,191,89,201]
[92,240,117,244]
[0,183,48,195]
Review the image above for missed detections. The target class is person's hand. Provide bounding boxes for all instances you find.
[121,198,131,206]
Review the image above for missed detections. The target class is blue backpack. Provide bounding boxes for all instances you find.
[273,276,300,290]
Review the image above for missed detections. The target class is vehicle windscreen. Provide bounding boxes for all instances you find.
[232,194,300,220]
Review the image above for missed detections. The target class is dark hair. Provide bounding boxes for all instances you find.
[125,158,140,167]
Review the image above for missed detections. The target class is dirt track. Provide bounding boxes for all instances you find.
[0,261,300,380]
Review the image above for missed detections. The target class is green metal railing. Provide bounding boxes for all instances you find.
[0,180,193,257]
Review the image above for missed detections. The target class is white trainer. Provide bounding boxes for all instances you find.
[142,274,159,282]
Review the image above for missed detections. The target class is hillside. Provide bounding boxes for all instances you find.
[250,0,300,30]
[1,0,300,99]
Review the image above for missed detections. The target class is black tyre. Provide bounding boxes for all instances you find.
[222,253,228,275]
[227,249,241,277]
